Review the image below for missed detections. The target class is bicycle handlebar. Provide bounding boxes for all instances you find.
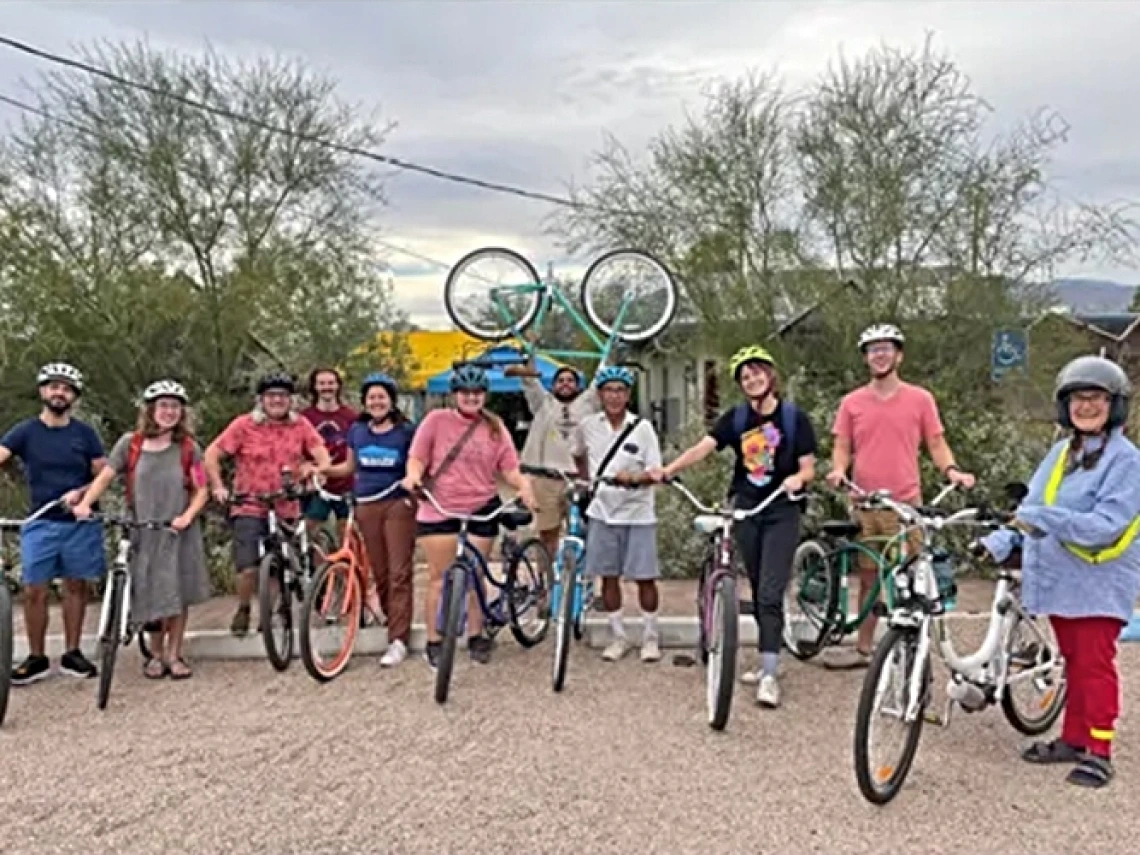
[667,479,802,520]
[0,498,67,529]
[520,464,618,491]
[310,478,404,506]
[417,488,526,523]
[83,513,177,532]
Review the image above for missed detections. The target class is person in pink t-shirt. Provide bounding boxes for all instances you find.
[401,364,536,669]
[824,323,975,669]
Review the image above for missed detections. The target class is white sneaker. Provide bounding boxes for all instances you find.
[739,668,762,686]
[380,640,407,668]
[640,637,662,663]
[757,674,781,709]
[602,637,631,662]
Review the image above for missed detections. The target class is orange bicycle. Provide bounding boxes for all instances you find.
[298,482,403,681]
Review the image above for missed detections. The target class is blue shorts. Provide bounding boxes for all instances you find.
[20,520,106,586]
[303,493,349,523]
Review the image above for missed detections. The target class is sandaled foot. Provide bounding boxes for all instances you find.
[1020,739,1085,765]
[143,658,169,680]
[168,658,193,680]
[1067,755,1114,788]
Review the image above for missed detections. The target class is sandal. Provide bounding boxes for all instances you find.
[1067,755,1114,788]
[1020,739,1084,764]
[168,658,193,681]
[143,658,169,680]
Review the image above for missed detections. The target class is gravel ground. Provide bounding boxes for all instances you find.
[2,624,1139,855]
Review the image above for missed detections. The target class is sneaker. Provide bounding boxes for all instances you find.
[602,636,630,662]
[468,636,493,665]
[757,674,781,708]
[424,641,441,672]
[11,654,51,686]
[230,605,251,638]
[380,639,407,668]
[640,636,662,663]
[822,647,872,671]
[60,649,98,680]
[739,668,762,686]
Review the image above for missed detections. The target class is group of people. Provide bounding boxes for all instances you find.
[2,321,1138,789]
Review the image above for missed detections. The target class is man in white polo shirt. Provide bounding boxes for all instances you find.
[571,365,663,663]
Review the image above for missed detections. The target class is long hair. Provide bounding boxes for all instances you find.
[480,410,503,440]
[358,382,409,426]
[306,367,343,405]
[136,401,195,441]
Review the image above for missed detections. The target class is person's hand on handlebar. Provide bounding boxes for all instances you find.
[944,465,976,490]
[824,469,846,491]
[646,466,670,484]
[71,500,94,521]
[782,473,806,494]
[400,473,422,494]
[212,485,230,506]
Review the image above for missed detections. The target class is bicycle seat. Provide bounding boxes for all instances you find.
[692,514,726,535]
[500,508,534,531]
[821,520,861,539]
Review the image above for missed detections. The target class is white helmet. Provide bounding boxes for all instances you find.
[36,362,84,393]
[858,323,905,351]
[142,379,188,403]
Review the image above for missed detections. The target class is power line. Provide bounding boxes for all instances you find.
[0,32,608,213]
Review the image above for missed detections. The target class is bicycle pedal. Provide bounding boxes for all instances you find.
[923,710,944,726]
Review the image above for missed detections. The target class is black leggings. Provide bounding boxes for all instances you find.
[733,501,802,654]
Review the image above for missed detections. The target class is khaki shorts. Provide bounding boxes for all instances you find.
[855,508,923,574]
[531,474,569,533]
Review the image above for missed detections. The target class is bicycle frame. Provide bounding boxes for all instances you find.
[96,533,134,645]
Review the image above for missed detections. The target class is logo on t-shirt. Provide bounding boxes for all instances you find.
[740,424,781,487]
[358,444,401,469]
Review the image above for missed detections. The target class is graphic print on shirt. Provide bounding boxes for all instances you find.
[312,418,348,457]
[358,442,401,470]
[740,423,781,487]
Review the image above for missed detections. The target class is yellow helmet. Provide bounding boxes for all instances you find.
[729,345,776,380]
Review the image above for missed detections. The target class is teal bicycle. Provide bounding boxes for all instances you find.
[443,247,678,367]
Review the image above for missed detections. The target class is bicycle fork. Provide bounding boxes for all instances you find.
[97,540,132,644]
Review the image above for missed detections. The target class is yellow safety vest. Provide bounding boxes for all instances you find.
[1044,446,1140,564]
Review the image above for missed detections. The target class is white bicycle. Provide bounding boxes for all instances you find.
[851,491,1066,804]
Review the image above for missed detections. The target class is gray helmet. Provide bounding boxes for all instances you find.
[1054,355,1131,430]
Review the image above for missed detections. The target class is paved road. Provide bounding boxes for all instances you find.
[2,630,1138,855]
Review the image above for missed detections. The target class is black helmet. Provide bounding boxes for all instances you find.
[1054,355,1131,430]
[257,371,296,396]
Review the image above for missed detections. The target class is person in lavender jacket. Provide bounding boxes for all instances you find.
[982,355,1140,789]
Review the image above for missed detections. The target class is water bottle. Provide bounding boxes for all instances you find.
[932,548,957,611]
[947,677,987,711]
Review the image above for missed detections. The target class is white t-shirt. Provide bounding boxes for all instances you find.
[571,411,661,525]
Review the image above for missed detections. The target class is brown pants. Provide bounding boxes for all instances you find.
[855,508,924,572]
[356,497,417,644]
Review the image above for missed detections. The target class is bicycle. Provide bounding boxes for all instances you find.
[851,492,1066,804]
[89,514,171,710]
[442,247,678,368]
[418,489,552,705]
[298,481,403,682]
[667,479,801,731]
[784,479,959,661]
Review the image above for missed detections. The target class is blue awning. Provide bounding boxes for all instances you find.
[424,345,568,394]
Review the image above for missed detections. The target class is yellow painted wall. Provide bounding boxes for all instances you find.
[374,330,485,391]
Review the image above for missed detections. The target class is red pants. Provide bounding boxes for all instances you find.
[1050,616,1125,758]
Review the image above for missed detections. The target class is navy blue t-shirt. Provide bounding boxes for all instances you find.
[347,420,416,499]
[1,417,105,519]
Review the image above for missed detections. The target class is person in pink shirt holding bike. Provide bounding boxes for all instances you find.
[824,323,975,669]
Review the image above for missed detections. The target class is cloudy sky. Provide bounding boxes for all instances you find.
[2,1,1138,327]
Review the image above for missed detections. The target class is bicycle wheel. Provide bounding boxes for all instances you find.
[258,553,293,672]
[706,574,739,731]
[853,626,931,805]
[310,527,337,568]
[96,572,126,711]
[507,537,553,648]
[444,247,543,341]
[299,561,362,683]
[0,583,13,726]
[580,249,677,343]
[1000,612,1067,736]
[435,564,467,705]
[783,540,837,661]
[551,546,578,693]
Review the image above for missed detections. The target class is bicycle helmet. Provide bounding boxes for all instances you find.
[36,362,83,393]
[360,371,398,401]
[858,323,905,351]
[1054,355,1131,430]
[595,365,635,388]
[256,371,296,395]
[142,379,188,404]
[450,364,489,393]
[728,346,776,381]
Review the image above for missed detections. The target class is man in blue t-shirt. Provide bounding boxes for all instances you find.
[0,363,107,685]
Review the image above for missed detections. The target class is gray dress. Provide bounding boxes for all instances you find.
[108,434,211,622]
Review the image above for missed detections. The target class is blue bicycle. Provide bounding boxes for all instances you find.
[419,489,551,705]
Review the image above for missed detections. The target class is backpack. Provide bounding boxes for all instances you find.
[731,400,799,456]
[124,432,197,509]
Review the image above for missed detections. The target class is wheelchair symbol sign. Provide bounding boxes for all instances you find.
[991,330,1027,380]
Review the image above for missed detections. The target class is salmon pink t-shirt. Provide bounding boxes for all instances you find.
[409,409,519,523]
[213,413,325,518]
[832,382,943,504]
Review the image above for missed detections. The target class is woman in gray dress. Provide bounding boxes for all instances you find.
[74,380,211,679]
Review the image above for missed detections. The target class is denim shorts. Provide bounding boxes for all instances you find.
[20,519,106,585]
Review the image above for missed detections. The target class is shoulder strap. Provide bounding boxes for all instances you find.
[732,402,750,437]
[422,416,481,490]
[780,401,797,453]
[596,416,642,481]
[124,432,145,508]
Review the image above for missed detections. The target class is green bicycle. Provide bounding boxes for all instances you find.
[783,480,959,660]
[442,247,679,366]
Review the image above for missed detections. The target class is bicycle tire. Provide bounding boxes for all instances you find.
[434,564,467,705]
[551,547,578,693]
[783,539,837,661]
[579,249,678,343]
[507,537,553,648]
[707,575,738,731]
[853,626,930,805]
[299,560,362,683]
[444,247,543,341]
[96,572,125,711]
[1000,612,1067,736]
[0,583,12,726]
[258,553,293,672]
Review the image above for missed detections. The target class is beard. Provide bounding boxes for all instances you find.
[553,388,580,403]
[44,398,71,415]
